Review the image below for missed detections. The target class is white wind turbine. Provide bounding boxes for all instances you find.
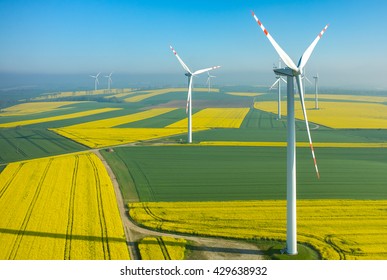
[270,59,287,119]
[90,72,100,91]
[170,45,220,143]
[252,11,328,255]
[105,72,113,91]
[206,72,216,92]
[313,73,319,109]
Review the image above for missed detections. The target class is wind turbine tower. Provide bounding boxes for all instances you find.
[105,72,113,92]
[206,72,216,92]
[252,11,328,255]
[90,72,100,91]
[170,45,220,143]
[313,74,319,109]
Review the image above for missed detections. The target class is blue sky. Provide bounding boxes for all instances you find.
[0,0,386,90]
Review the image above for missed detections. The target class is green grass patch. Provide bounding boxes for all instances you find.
[105,146,387,202]
[0,128,87,163]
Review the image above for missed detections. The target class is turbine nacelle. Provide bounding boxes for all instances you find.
[274,67,295,77]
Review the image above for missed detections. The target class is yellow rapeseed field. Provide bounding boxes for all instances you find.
[0,153,129,260]
[0,101,79,117]
[66,108,177,129]
[51,127,187,148]
[0,108,121,128]
[254,101,387,129]
[197,141,387,148]
[304,94,387,103]
[167,108,250,129]
[138,237,186,260]
[129,200,387,260]
[124,87,218,102]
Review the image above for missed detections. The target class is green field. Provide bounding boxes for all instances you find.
[0,128,86,163]
[102,146,387,202]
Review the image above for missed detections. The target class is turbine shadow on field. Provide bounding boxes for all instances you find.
[0,227,126,243]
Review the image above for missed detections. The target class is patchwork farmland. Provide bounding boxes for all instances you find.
[0,87,387,259]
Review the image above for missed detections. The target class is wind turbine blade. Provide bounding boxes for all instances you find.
[280,77,287,84]
[297,24,329,71]
[170,45,192,74]
[96,72,101,78]
[270,79,280,90]
[251,11,298,71]
[193,66,220,76]
[186,77,192,114]
[295,75,320,179]
[304,75,313,85]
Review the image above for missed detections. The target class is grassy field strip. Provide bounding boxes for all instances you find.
[0,102,80,117]
[51,127,190,148]
[0,108,122,128]
[65,108,178,129]
[254,101,387,129]
[129,200,387,260]
[124,87,218,102]
[224,92,265,97]
[0,153,129,260]
[197,141,387,148]
[167,108,250,129]
[304,94,387,103]
[138,237,187,260]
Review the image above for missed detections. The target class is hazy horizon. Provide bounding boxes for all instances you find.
[1,0,387,91]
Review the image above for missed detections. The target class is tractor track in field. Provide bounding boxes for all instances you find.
[0,163,24,199]
[94,150,265,260]
[64,155,79,260]
[87,153,111,260]
[8,159,53,260]
[157,237,171,260]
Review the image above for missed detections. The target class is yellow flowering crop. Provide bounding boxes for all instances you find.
[0,108,121,128]
[138,236,186,260]
[129,200,387,260]
[167,108,250,129]
[51,127,187,148]
[0,101,80,117]
[66,108,177,129]
[304,94,387,103]
[0,153,129,260]
[254,101,387,129]
[124,87,218,102]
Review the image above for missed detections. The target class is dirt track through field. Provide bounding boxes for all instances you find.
[94,150,265,260]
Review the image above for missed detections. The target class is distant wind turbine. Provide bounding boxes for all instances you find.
[170,45,220,143]
[252,11,328,255]
[89,72,100,91]
[206,72,216,92]
[313,74,319,109]
[270,59,287,119]
[301,68,313,97]
[105,72,113,91]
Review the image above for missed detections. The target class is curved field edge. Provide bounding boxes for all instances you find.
[129,200,387,260]
[0,153,129,260]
